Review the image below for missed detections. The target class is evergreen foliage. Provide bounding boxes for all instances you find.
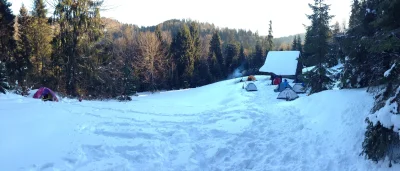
[0,0,16,62]
[208,31,224,81]
[14,4,32,89]
[337,0,400,165]
[303,0,334,94]
[0,61,9,94]
[362,120,399,165]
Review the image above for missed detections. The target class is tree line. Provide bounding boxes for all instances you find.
[0,0,277,98]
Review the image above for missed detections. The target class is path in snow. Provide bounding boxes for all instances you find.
[1,76,398,171]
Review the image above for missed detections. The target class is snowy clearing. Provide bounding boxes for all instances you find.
[0,76,398,171]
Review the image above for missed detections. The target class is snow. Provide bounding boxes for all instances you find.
[1,76,399,171]
[302,66,316,74]
[384,63,396,77]
[369,86,400,131]
[259,51,300,75]
[331,63,344,71]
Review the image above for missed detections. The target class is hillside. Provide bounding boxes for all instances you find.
[274,33,306,50]
[0,76,396,171]
[102,18,302,51]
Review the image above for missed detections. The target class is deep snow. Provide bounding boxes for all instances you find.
[0,76,399,171]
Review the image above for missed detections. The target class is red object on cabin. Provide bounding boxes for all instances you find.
[273,77,282,85]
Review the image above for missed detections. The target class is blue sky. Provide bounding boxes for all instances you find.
[10,0,351,38]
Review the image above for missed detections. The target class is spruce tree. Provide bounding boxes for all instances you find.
[294,35,303,77]
[189,22,201,86]
[254,42,264,69]
[291,36,298,51]
[303,0,334,94]
[296,35,303,53]
[266,20,274,54]
[209,31,224,80]
[170,24,193,88]
[224,43,239,75]
[155,25,162,41]
[238,44,247,70]
[341,0,371,88]
[348,0,361,30]
[32,0,47,19]
[30,0,52,84]
[192,57,212,86]
[15,4,32,91]
[0,0,16,62]
[358,0,400,165]
[0,61,9,94]
[53,0,104,96]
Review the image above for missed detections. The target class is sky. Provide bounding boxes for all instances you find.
[10,0,351,38]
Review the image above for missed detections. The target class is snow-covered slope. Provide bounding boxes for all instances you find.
[0,76,397,171]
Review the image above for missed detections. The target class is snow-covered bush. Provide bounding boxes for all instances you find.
[362,84,400,167]
[362,120,400,166]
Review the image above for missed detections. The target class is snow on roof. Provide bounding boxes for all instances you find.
[259,51,300,75]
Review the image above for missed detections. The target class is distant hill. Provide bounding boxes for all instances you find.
[273,33,305,50]
[102,18,303,52]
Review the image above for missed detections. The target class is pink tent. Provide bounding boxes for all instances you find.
[33,87,59,102]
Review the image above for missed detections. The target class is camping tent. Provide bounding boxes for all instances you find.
[259,51,300,76]
[245,82,258,91]
[277,88,299,101]
[274,82,293,92]
[33,87,59,102]
[292,83,306,94]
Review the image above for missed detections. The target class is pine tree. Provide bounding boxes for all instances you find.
[294,35,303,77]
[30,0,52,84]
[191,22,212,87]
[0,61,9,94]
[32,0,47,19]
[254,41,264,69]
[296,35,303,53]
[190,22,201,87]
[15,4,32,92]
[155,25,162,41]
[291,36,298,51]
[348,0,361,30]
[238,44,247,71]
[341,0,372,88]
[358,0,400,165]
[303,0,334,94]
[192,57,212,86]
[53,0,104,96]
[224,43,239,74]
[171,24,193,88]
[266,20,274,55]
[0,0,16,62]
[209,31,224,80]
